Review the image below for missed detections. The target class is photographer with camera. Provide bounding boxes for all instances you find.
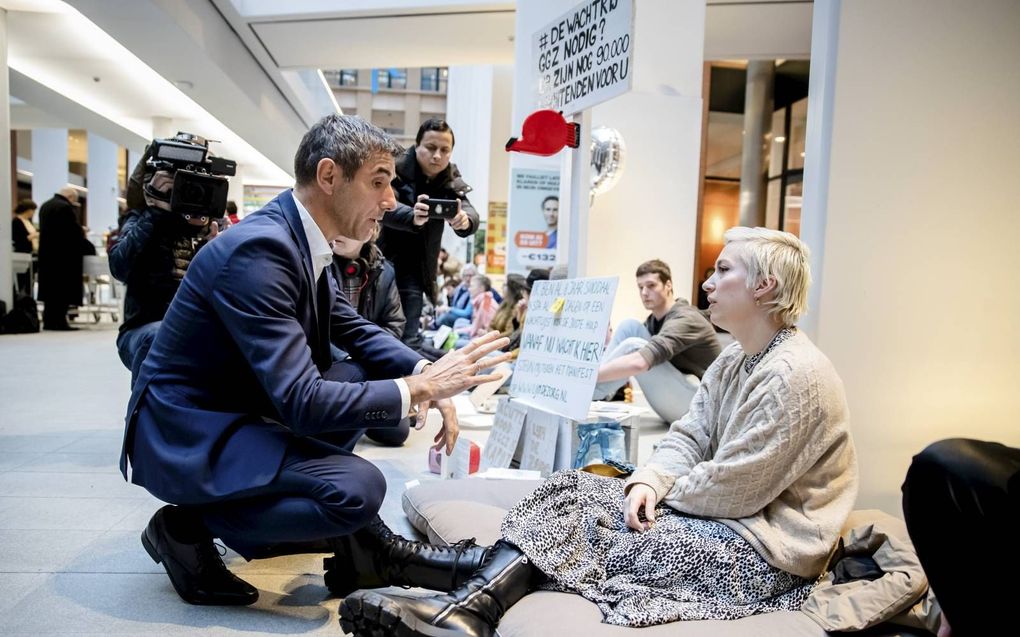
[109,133,234,384]
[378,118,478,350]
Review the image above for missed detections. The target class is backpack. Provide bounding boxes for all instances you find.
[1,293,41,334]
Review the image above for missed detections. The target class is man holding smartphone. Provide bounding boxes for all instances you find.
[378,118,479,350]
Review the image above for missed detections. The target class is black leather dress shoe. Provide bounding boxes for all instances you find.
[141,505,258,606]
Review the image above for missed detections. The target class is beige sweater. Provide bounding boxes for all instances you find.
[627,330,858,578]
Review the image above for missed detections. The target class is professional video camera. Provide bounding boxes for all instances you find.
[141,132,236,220]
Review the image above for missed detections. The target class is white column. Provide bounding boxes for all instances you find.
[1,9,13,310]
[31,128,68,210]
[445,65,495,264]
[86,132,119,240]
[588,0,706,324]
[152,116,175,140]
[127,148,143,179]
[799,0,841,341]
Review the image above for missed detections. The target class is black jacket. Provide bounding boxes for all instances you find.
[109,206,208,333]
[37,194,86,307]
[329,243,405,340]
[11,218,33,253]
[378,146,478,299]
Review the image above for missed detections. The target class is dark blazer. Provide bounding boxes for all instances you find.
[119,190,422,505]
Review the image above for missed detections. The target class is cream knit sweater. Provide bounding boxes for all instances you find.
[626,330,858,579]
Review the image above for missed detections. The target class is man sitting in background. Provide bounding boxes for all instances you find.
[434,263,476,327]
[594,259,721,423]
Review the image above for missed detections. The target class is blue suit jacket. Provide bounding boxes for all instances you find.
[119,191,422,504]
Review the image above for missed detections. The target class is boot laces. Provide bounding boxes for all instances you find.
[382,535,481,590]
[195,540,230,577]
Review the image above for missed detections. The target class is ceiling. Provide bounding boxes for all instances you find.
[5,0,814,185]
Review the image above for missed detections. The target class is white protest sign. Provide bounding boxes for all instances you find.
[518,406,563,476]
[510,276,618,420]
[480,398,528,471]
[533,0,635,116]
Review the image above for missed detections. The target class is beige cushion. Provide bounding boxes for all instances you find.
[402,480,928,637]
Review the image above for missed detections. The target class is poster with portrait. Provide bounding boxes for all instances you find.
[485,201,507,275]
[507,168,560,274]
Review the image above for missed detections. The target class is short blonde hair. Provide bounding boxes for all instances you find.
[723,227,811,327]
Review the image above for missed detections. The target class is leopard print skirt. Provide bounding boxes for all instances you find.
[500,470,813,627]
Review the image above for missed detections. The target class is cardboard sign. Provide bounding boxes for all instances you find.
[509,277,618,420]
[480,398,528,471]
[518,406,563,476]
[532,0,635,116]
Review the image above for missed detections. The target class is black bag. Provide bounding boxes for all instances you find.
[1,293,41,334]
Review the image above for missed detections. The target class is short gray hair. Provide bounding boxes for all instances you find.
[294,114,401,185]
[723,226,811,327]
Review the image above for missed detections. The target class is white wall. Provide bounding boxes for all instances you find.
[588,0,705,325]
[811,0,1020,514]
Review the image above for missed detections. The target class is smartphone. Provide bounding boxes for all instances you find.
[425,198,459,219]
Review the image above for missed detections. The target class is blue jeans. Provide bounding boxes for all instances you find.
[116,321,162,387]
[593,319,700,424]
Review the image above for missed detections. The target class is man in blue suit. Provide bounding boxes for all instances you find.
[120,115,509,606]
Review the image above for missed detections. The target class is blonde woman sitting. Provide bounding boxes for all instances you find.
[340,227,858,637]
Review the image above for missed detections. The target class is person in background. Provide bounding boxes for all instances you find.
[341,227,858,637]
[453,274,497,347]
[12,199,38,254]
[328,229,412,448]
[330,229,404,340]
[109,166,219,385]
[225,200,241,226]
[594,259,721,423]
[490,274,528,338]
[11,199,38,295]
[435,263,475,327]
[378,118,479,348]
[37,187,87,331]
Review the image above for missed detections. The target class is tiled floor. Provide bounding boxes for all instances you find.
[0,324,669,636]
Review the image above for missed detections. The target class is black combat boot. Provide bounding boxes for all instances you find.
[339,540,536,637]
[323,516,491,597]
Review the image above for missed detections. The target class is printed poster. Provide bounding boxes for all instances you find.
[507,168,560,273]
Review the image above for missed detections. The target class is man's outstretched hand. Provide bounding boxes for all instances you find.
[405,331,512,453]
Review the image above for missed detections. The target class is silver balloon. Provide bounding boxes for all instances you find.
[590,126,626,200]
